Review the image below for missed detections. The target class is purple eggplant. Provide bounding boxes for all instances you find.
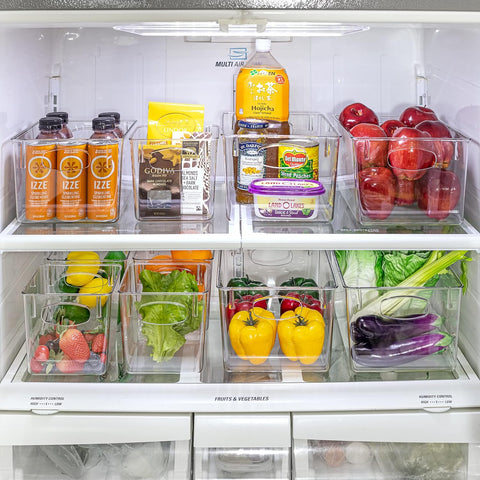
[350,313,443,348]
[352,331,453,367]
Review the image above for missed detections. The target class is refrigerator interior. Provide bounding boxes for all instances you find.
[1,8,480,478]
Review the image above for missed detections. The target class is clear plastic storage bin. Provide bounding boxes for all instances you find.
[217,249,337,373]
[119,258,211,374]
[334,254,463,373]
[11,120,136,224]
[22,262,122,376]
[338,117,470,225]
[222,112,340,222]
[129,125,219,221]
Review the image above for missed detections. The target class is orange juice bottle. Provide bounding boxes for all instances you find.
[87,117,120,221]
[235,39,290,181]
[56,140,87,221]
[25,117,65,221]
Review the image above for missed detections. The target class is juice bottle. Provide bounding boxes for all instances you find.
[25,116,66,221]
[46,111,73,138]
[98,111,124,138]
[87,117,120,221]
[235,39,290,190]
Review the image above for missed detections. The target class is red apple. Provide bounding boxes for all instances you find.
[416,120,454,169]
[399,106,438,127]
[358,167,396,220]
[339,103,379,131]
[395,178,416,206]
[415,169,461,220]
[380,119,404,137]
[350,123,388,169]
[388,127,436,181]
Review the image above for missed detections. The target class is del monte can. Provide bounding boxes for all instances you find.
[278,138,319,180]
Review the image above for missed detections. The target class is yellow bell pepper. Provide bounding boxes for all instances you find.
[278,306,325,365]
[228,307,277,365]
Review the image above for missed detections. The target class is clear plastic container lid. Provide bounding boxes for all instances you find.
[248,178,325,196]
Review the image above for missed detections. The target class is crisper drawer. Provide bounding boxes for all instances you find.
[0,412,192,479]
[292,410,480,480]
[194,413,291,480]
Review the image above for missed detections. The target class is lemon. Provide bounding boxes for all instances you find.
[78,277,112,308]
[66,251,101,286]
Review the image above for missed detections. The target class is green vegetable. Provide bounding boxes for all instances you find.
[355,250,468,318]
[227,276,268,299]
[54,303,90,324]
[336,250,383,288]
[136,269,203,362]
[381,251,435,287]
[280,276,319,299]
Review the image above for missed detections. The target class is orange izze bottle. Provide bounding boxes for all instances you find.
[87,117,120,221]
[25,116,66,221]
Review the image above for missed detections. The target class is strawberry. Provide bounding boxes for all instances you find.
[99,353,107,364]
[91,334,106,354]
[39,333,55,345]
[56,355,84,374]
[59,329,90,363]
[29,358,44,374]
[84,332,96,343]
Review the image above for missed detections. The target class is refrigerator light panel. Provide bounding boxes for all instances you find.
[113,21,369,37]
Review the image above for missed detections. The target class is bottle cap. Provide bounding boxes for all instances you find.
[38,116,62,131]
[98,111,120,122]
[255,38,271,53]
[46,111,69,123]
[92,117,116,130]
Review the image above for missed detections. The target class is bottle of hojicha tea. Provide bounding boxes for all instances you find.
[235,38,290,183]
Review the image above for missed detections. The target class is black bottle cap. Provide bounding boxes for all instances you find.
[46,111,69,123]
[38,116,62,131]
[92,117,115,130]
[98,111,120,122]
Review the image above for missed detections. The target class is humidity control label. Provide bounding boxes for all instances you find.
[29,396,65,408]
[419,393,453,408]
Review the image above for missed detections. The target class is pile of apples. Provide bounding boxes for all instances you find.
[339,103,461,221]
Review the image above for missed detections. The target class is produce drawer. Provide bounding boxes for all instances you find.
[0,412,192,480]
[292,411,480,480]
[194,413,291,480]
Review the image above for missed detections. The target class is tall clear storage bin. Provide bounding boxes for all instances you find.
[0,412,192,479]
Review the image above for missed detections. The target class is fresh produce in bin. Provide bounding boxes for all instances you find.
[336,249,468,370]
[135,269,203,362]
[228,307,277,365]
[24,259,121,375]
[278,306,325,365]
[338,102,468,223]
